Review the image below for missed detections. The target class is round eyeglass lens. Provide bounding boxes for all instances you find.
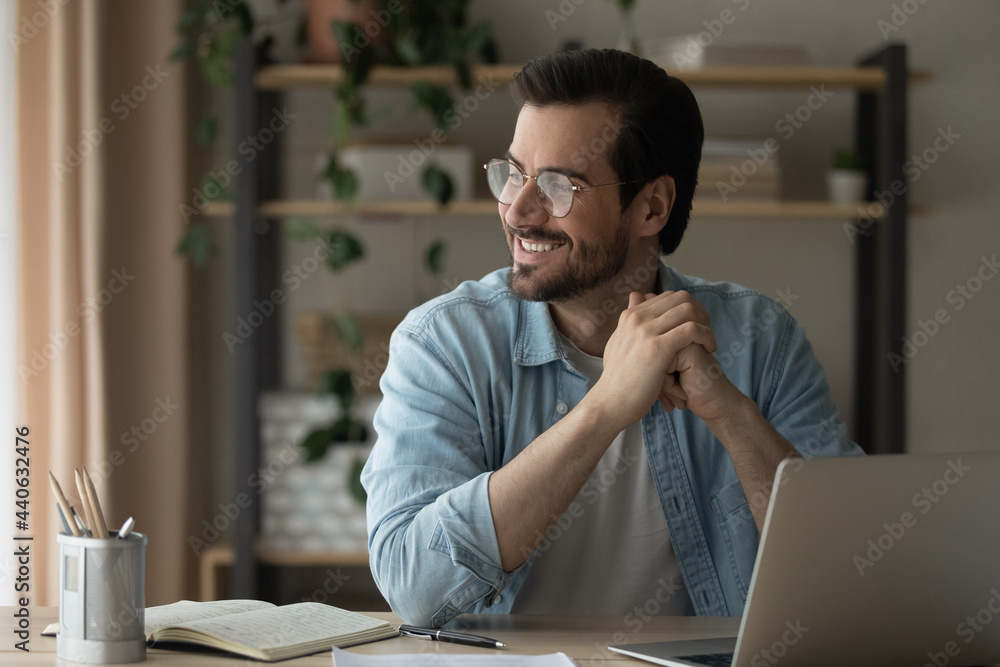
[487,161,521,204]
[537,171,575,217]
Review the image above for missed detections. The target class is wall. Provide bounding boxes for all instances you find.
[193,0,1000,533]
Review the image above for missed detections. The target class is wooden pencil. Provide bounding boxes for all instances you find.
[82,466,109,539]
[48,471,82,537]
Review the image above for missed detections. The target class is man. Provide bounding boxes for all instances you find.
[361,48,862,627]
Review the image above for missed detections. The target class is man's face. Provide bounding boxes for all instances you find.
[500,102,634,303]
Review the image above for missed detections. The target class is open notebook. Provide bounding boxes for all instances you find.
[44,599,398,661]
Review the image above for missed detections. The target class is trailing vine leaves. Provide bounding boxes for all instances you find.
[172,0,258,265]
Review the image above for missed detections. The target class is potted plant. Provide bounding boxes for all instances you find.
[827,148,868,204]
[170,1,479,517]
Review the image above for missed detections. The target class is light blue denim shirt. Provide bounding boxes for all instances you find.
[362,261,863,627]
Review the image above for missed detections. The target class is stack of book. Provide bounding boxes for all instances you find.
[697,138,783,202]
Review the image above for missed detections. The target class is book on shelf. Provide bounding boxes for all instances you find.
[698,137,783,200]
[44,599,398,662]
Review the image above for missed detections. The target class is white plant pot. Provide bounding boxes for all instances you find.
[827,169,867,204]
[259,392,379,553]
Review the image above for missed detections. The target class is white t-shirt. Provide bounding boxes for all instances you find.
[510,333,694,616]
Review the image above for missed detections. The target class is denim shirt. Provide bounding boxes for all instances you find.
[362,262,863,627]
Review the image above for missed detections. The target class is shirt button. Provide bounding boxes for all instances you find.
[556,403,568,415]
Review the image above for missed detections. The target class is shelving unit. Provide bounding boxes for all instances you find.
[205,198,894,220]
[221,41,922,600]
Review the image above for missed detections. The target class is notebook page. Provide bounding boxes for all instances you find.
[145,600,275,635]
[170,602,388,650]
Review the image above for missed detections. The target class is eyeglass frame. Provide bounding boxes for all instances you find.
[482,158,649,218]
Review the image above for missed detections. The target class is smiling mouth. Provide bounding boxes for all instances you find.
[519,238,565,253]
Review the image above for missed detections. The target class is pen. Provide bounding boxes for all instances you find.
[398,625,506,649]
[117,517,135,540]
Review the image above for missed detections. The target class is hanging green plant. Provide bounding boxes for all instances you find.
[327,0,499,206]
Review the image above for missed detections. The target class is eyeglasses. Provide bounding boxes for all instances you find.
[483,159,646,218]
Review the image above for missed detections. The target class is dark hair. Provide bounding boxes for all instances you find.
[509,49,703,256]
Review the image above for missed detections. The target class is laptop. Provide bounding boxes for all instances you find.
[608,452,1000,666]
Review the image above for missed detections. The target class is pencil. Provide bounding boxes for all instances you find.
[75,469,97,537]
[82,467,109,539]
[48,471,82,537]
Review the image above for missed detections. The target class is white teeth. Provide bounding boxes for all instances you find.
[521,239,562,253]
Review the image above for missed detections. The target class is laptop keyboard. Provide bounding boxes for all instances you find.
[678,652,734,667]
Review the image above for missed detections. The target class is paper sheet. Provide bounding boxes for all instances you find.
[331,647,577,666]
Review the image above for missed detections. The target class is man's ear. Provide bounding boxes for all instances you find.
[634,174,676,239]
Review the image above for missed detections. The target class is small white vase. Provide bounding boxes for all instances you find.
[827,169,867,204]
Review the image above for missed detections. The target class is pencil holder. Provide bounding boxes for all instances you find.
[57,531,147,663]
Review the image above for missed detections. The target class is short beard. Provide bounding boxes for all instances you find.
[505,221,631,303]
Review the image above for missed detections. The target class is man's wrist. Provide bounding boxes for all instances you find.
[575,388,633,439]
[702,393,765,448]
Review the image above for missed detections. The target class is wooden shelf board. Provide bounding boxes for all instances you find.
[199,544,369,601]
[202,198,894,220]
[201,543,370,567]
[256,64,930,92]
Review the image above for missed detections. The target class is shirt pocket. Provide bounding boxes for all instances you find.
[710,478,759,602]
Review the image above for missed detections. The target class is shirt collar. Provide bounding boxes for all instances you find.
[511,259,674,367]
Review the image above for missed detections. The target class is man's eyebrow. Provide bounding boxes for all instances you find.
[504,150,592,185]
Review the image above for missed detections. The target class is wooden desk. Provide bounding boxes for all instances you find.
[1,607,739,666]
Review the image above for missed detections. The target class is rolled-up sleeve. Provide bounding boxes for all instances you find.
[361,323,508,626]
[760,312,864,458]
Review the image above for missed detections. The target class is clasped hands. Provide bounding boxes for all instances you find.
[594,290,745,428]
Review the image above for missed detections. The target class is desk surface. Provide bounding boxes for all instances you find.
[2,607,739,666]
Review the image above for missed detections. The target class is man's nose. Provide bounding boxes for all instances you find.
[504,182,548,229]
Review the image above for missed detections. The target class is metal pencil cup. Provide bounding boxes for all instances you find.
[57,531,147,663]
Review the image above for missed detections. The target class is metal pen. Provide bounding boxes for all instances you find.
[398,625,506,649]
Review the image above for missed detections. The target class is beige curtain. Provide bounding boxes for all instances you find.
[17,0,195,605]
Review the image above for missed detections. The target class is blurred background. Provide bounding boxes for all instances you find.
[2,0,998,609]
